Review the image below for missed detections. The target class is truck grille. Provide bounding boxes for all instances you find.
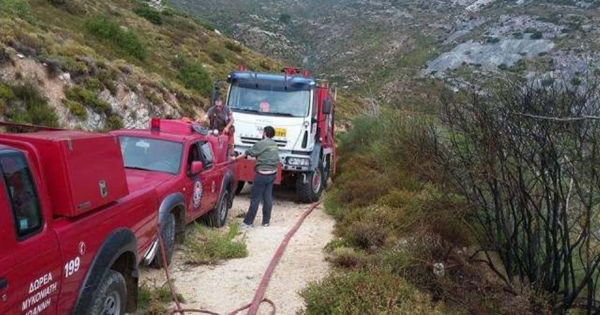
[240,136,287,147]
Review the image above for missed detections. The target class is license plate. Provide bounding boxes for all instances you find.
[274,128,286,137]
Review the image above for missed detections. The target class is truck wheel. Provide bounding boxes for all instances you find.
[296,162,324,203]
[235,181,245,195]
[89,270,126,315]
[150,212,175,269]
[322,159,330,189]
[205,190,230,227]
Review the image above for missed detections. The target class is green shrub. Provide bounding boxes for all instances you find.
[327,247,370,269]
[178,101,195,117]
[105,81,117,96]
[279,13,291,24]
[209,52,225,64]
[2,82,59,128]
[65,86,111,114]
[138,280,185,315]
[524,27,538,33]
[0,0,33,22]
[196,19,214,31]
[64,99,87,120]
[84,78,104,92]
[45,60,62,78]
[176,60,212,96]
[259,60,271,70]
[299,270,444,315]
[0,48,11,66]
[133,6,162,25]
[146,91,162,105]
[530,31,543,39]
[224,41,242,53]
[345,220,388,250]
[105,114,123,130]
[183,221,248,265]
[0,83,15,100]
[85,15,148,60]
[486,37,500,44]
[64,0,86,15]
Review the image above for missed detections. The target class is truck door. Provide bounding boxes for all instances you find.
[185,142,215,218]
[0,151,61,315]
[199,141,219,210]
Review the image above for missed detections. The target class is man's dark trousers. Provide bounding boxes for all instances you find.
[243,173,276,225]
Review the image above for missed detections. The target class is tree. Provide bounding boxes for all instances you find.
[439,77,600,313]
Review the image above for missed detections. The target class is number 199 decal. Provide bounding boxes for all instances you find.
[64,257,80,278]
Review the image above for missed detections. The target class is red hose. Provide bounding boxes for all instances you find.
[242,200,323,315]
[157,200,323,315]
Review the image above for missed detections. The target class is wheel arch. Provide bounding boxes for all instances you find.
[72,228,138,314]
[220,170,235,208]
[159,193,186,242]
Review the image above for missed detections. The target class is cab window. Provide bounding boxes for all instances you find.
[0,152,42,239]
[200,142,214,169]
[186,143,202,174]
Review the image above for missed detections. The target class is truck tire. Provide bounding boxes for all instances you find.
[205,190,230,227]
[89,270,127,315]
[235,181,245,195]
[151,212,175,268]
[296,162,324,203]
[322,158,330,189]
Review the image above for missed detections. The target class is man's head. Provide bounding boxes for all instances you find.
[215,96,223,109]
[259,100,270,112]
[263,126,275,138]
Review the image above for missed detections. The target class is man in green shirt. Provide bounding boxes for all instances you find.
[234,126,280,228]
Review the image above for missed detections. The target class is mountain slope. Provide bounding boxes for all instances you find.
[0,0,285,130]
[170,0,600,103]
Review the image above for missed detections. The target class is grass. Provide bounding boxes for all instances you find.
[302,108,542,314]
[138,279,186,315]
[224,41,243,53]
[64,86,111,114]
[299,269,447,315]
[64,99,87,119]
[0,0,34,22]
[85,15,148,61]
[0,0,357,131]
[183,221,248,265]
[0,81,59,128]
[176,59,213,97]
[133,6,162,25]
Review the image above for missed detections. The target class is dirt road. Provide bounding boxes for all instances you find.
[139,186,335,314]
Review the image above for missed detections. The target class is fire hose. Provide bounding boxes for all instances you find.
[156,200,324,315]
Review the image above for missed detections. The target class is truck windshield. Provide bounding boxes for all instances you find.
[118,136,183,175]
[228,83,310,117]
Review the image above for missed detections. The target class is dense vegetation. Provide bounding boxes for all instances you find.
[305,74,600,314]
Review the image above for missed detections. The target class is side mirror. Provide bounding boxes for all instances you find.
[322,99,332,114]
[191,161,203,175]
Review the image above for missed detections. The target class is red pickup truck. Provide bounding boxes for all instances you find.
[111,118,239,268]
[0,130,160,315]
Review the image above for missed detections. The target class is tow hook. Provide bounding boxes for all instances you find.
[302,173,308,184]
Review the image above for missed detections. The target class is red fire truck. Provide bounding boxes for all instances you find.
[0,129,160,315]
[111,118,239,267]
[222,66,336,202]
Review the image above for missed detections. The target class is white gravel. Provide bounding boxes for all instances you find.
[139,186,335,314]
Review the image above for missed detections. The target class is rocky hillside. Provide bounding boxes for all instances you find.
[0,0,288,130]
[170,0,600,104]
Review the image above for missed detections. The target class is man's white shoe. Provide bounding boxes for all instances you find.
[241,223,252,230]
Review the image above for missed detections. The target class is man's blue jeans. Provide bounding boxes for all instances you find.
[243,172,276,226]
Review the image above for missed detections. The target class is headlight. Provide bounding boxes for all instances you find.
[286,157,310,166]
